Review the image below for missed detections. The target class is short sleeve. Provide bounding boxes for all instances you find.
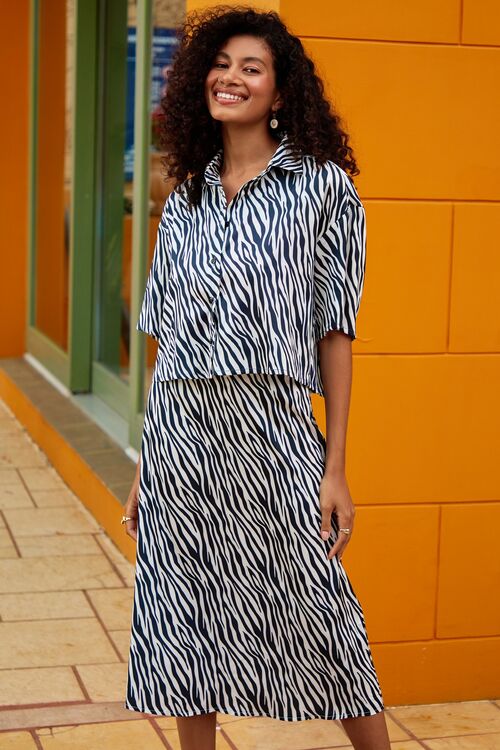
[136,201,171,341]
[313,200,366,342]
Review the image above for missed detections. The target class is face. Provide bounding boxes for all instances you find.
[204,34,282,127]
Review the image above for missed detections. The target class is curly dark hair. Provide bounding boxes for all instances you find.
[160,4,360,208]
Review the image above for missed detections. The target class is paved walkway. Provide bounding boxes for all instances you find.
[0,398,499,749]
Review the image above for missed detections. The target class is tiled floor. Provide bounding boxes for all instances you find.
[0,398,499,749]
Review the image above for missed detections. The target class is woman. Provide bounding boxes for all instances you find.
[123,6,391,750]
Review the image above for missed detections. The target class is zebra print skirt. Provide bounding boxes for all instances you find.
[125,372,385,721]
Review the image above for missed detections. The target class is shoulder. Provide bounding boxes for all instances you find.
[302,155,363,220]
[159,178,192,223]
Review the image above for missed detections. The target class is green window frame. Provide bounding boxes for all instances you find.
[26,0,154,451]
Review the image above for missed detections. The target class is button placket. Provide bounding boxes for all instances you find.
[207,204,225,374]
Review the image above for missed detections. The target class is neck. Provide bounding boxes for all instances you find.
[219,125,280,178]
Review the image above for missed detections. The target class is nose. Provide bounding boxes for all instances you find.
[218,66,240,85]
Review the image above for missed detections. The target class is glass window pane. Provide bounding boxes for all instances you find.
[143,0,182,403]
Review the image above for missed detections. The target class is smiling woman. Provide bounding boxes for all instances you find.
[123,6,390,750]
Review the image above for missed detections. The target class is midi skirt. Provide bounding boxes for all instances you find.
[125,372,385,722]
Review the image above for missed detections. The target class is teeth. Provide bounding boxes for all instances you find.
[215,91,245,101]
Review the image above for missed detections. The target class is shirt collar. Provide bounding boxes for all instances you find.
[203,132,303,186]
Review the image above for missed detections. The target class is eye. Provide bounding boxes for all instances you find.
[244,67,260,74]
[213,62,227,68]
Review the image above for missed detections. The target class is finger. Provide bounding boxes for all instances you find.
[327,540,347,560]
[327,533,350,560]
[320,508,333,540]
[126,520,137,541]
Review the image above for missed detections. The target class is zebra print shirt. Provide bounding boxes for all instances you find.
[137,132,366,397]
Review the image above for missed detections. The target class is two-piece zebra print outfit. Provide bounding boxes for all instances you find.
[125,132,385,721]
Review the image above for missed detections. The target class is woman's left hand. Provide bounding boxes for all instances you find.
[319,471,356,561]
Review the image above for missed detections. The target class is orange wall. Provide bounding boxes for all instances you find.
[0,2,29,356]
[188,0,500,706]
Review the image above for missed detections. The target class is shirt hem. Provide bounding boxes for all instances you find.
[151,364,325,398]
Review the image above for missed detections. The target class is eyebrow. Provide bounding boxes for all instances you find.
[216,51,267,67]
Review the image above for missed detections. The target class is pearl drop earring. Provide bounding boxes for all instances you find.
[270,110,279,129]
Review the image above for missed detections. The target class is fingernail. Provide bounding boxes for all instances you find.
[321,530,330,540]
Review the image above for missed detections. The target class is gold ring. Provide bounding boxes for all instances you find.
[120,516,133,525]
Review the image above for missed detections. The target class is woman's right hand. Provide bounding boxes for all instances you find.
[123,458,141,542]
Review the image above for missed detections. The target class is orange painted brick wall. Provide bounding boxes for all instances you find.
[0,2,29,356]
[188,0,500,705]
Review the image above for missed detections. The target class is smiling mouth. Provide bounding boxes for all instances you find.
[213,90,248,103]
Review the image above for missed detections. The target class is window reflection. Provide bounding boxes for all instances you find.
[96,0,180,394]
[34,0,73,351]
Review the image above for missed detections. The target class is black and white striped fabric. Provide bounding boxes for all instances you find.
[137,132,367,397]
[125,371,385,721]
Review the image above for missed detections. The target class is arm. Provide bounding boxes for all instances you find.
[313,170,367,562]
[320,330,352,476]
[317,331,356,561]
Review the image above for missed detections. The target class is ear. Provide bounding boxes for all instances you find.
[272,91,283,110]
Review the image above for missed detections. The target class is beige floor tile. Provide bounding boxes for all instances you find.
[388,700,500,738]
[18,534,102,558]
[0,435,31,446]
[0,447,48,469]
[3,507,100,537]
[384,713,415,741]
[0,591,92,621]
[31,489,78,508]
[0,555,122,593]
[114,562,136,588]
[95,533,132,568]
[86,588,134,630]
[108,630,131,660]
[163,725,235,749]
[36,719,166,749]
[0,527,18,558]
[0,483,34,509]
[95,534,135,586]
[0,419,23,440]
[0,731,38,748]
[0,702,142,732]
[425,735,500,749]
[19,468,64,492]
[0,400,13,416]
[215,714,255,725]
[0,666,84,706]
[154,716,178,730]
[0,414,20,426]
[0,618,119,669]
[76,662,129,701]
[0,469,22,486]
[219,714,353,749]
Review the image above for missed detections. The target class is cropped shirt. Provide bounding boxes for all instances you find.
[137,132,366,397]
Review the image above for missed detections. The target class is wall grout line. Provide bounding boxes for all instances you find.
[297,34,500,51]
